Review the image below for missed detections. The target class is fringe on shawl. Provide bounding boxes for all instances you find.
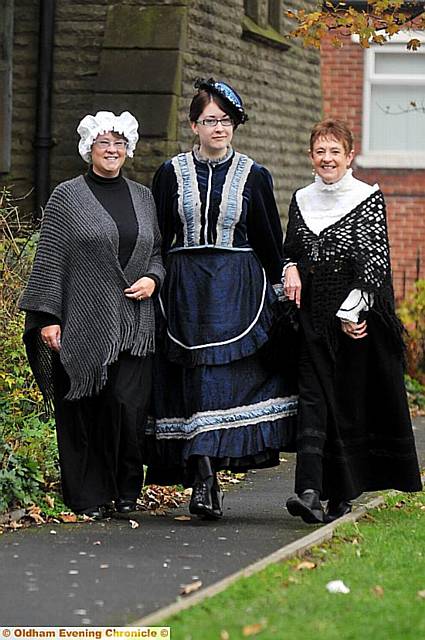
[65,329,155,401]
[25,316,156,404]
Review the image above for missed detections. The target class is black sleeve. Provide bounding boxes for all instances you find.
[246,165,284,284]
[282,193,299,266]
[143,272,160,296]
[151,161,177,257]
[141,188,166,290]
[25,311,61,331]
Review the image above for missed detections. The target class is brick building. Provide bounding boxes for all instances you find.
[0,0,321,220]
[321,30,425,300]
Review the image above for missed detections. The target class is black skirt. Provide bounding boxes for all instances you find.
[294,284,422,501]
[53,352,152,511]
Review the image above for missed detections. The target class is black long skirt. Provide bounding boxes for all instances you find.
[294,290,422,501]
[53,352,152,512]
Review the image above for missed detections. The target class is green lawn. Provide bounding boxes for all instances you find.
[162,491,425,640]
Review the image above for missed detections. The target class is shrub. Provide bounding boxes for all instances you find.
[404,375,425,416]
[0,187,60,514]
[398,279,425,385]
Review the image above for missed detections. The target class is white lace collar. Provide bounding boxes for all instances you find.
[314,168,354,192]
[192,145,234,166]
[296,170,380,233]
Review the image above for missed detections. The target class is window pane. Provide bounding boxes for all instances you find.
[244,0,259,22]
[268,0,281,31]
[375,52,425,75]
[370,84,425,151]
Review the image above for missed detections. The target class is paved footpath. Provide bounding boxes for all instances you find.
[1,417,424,627]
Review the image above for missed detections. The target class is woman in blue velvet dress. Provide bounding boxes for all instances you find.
[146,78,297,519]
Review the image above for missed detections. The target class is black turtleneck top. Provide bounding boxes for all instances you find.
[84,166,138,269]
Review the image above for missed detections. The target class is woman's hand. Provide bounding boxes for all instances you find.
[124,276,156,301]
[40,325,62,351]
[283,265,302,308]
[340,319,368,340]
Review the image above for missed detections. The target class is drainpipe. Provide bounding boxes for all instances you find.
[34,0,55,219]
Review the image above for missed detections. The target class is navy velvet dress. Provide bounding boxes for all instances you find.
[145,148,297,486]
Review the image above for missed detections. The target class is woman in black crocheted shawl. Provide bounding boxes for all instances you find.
[19,111,165,519]
[283,119,422,524]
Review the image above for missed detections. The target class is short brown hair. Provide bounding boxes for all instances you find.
[310,119,354,155]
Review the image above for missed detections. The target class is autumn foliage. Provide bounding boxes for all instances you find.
[287,0,425,49]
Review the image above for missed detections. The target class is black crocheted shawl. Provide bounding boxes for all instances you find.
[283,189,404,351]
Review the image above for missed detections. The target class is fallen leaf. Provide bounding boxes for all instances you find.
[242,622,265,636]
[394,500,406,509]
[371,585,384,597]
[139,484,187,512]
[129,519,139,529]
[417,589,425,599]
[174,515,191,521]
[295,560,316,571]
[180,580,202,595]
[27,506,45,524]
[60,513,77,523]
[45,495,55,509]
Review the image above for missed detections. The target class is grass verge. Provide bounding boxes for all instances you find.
[161,491,425,640]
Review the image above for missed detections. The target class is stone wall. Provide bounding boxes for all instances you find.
[181,1,322,214]
[4,0,321,220]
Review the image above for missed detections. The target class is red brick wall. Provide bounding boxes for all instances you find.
[321,35,425,300]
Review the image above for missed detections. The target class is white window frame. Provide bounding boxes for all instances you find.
[355,31,425,169]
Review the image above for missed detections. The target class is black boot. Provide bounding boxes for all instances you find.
[209,476,224,519]
[326,499,352,521]
[76,505,107,520]
[115,498,137,514]
[189,479,214,518]
[286,489,326,524]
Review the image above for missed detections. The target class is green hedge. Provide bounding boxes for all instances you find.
[0,187,59,514]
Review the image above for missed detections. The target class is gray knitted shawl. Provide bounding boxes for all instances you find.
[19,175,165,401]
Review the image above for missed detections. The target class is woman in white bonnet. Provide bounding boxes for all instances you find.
[19,111,165,519]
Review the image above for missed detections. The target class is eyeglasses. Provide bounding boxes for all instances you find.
[196,117,234,127]
[94,140,128,150]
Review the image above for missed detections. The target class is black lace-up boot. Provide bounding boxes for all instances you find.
[189,478,214,517]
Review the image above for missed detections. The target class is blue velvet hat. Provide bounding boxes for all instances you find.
[194,77,248,124]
